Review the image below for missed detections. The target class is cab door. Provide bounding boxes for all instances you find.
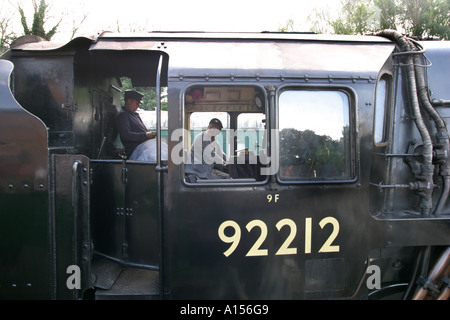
[85,48,168,298]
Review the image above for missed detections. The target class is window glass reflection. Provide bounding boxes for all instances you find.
[279,90,352,181]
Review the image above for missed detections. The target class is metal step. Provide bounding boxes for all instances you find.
[95,267,160,300]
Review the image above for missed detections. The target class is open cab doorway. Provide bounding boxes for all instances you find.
[86,49,168,299]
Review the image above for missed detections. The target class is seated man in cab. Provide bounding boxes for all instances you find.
[116,89,156,158]
[185,118,230,181]
[116,89,167,162]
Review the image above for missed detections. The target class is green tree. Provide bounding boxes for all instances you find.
[307,7,334,34]
[18,0,61,40]
[278,19,295,32]
[427,0,450,39]
[120,77,168,111]
[0,16,16,53]
[331,0,377,35]
[374,0,400,30]
[400,0,450,39]
[0,2,17,53]
[310,0,450,39]
[280,128,347,178]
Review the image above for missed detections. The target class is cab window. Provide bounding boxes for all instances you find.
[183,86,267,184]
[278,89,354,182]
[374,74,392,145]
[237,113,266,156]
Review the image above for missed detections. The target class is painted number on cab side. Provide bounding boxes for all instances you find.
[218,217,340,257]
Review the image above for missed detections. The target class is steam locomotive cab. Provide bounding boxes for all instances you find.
[1,37,168,299]
[0,32,449,300]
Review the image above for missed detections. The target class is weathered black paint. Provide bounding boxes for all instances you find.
[0,32,448,300]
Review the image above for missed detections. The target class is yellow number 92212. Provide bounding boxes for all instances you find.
[218,217,340,257]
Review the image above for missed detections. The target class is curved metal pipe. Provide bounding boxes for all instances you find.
[349,256,371,299]
[412,43,450,216]
[413,55,446,131]
[412,246,450,300]
[402,247,425,300]
[377,30,435,215]
[437,285,450,300]
[420,246,432,280]
[94,251,159,271]
[434,178,450,216]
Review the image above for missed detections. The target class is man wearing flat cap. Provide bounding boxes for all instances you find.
[116,89,156,158]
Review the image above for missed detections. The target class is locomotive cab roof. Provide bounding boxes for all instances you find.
[6,31,400,87]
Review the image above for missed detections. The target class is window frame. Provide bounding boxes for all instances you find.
[275,85,357,185]
[373,73,393,146]
[181,83,270,187]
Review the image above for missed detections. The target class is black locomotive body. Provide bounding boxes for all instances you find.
[0,31,449,300]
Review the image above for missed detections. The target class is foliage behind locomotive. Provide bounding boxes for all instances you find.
[0,30,449,299]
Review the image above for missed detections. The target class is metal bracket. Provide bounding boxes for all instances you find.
[417,276,441,298]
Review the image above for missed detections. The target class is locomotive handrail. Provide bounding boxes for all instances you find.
[392,49,426,56]
[72,160,83,238]
[155,54,168,173]
[71,160,83,299]
[432,99,450,107]
[155,54,165,299]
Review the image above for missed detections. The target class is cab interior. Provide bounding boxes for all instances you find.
[183,85,267,182]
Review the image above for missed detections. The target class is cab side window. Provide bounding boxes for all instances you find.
[183,86,267,184]
[278,89,354,182]
[374,74,392,145]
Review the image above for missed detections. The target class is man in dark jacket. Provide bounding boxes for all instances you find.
[116,90,156,158]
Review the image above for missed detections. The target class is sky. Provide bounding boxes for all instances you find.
[6,0,342,42]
